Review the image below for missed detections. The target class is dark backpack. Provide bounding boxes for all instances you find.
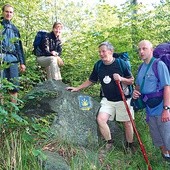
[95,52,133,98]
[114,52,133,98]
[32,30,48,56]
[113,52,131,71]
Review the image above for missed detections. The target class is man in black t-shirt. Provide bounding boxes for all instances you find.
[67,42,135,152]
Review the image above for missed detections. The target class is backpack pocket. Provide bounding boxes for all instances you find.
[130,97,146,111]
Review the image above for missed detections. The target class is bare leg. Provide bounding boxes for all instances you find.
[123,121,134,143]
[97,112,111,141]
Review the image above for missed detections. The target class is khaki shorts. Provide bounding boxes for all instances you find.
[99,97,134,122]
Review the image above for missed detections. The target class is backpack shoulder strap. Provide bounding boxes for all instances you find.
[116,58,127,76]
[117,58,133,97]
[152,59,160,82]
[94,60,103,74]
[117,58,123,73]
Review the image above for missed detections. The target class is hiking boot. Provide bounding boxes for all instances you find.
[124,142,137,154]
[162,153,170,162]
[99,140,114,155]
[99,143,114,155]
[105,143,114,152]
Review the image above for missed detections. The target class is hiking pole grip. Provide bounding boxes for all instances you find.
[115,80,152,170]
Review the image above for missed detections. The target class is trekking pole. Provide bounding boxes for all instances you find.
[115,80,152,170]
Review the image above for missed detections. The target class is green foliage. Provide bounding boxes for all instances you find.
[0,107,51,169]
[0,0,170,169]
[0,130,46,170]
[0,78,51,169]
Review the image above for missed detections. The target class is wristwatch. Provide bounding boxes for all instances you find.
[163,106,170,110]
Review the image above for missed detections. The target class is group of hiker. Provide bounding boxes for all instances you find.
[1,3,170,164]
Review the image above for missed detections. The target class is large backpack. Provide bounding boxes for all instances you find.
[113,52,131,71]
[95,52,133,98]
[32,30,48,56]
[152,42,170,81]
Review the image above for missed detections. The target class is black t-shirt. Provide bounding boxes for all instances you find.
[89,58,132,102]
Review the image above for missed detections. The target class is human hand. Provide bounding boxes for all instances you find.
[161,110,170,122]
[113,73,122,81]
[66,87,79,92]
[132,89,141,99]
[51,51,58,56]
[20,64,26,72]
[57,57,64,66]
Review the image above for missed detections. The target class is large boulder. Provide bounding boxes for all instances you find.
[23,80,100,147]
[43,150,70,170]
[22,80,125,169]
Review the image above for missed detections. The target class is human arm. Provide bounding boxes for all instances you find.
[17,37,26,70]
[113,73,134,85]
[50,39,62,56]
[67,62,98,92]
[13,25,26,65]
[49,37,64,66]
[156,62,170,122]
[66,80,93,92]
[161,85,170,122]
[17,39,25,65]
[56,39,62,57]
[50,35,62,56]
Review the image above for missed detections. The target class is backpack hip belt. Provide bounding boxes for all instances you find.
[142,89,163,102]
